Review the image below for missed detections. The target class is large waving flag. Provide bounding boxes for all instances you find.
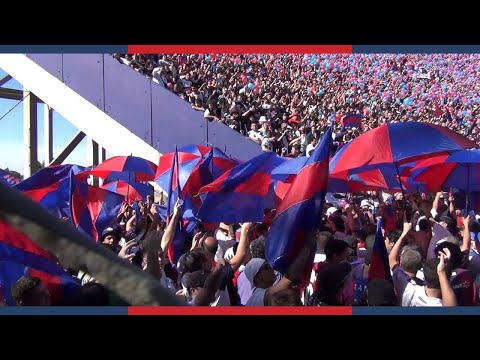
[196,151,279,223]
[15,164,85,192]
[265,122,333,274]
[69,172,124,241]
[368,219,393,282]
[0,219,80,305]
[15,165,86,218]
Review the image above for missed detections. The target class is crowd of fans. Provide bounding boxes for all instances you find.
[12,190,480,307]
[7,53,480,308]
[113,53,480,157]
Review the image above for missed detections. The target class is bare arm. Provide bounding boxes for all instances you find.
[289,137,301,146]
[116,204,127,222]
[126,214,136,232]
[160,201,182,253]
[461,215,471,252]
[345,204,358,233]
[277,130,289,142]
[448,193,455,217]
[389,220,412,270]
[437,249,457,306]
[432,192,442,215]
[228,222,252,273]
[147,204,161,233]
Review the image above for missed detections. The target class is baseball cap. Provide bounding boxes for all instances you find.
[100,226,121,241]
[360,199,372,209]
[244,258,267,287]
[326,207,340,217]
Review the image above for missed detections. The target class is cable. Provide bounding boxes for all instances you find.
[0,92,31,122]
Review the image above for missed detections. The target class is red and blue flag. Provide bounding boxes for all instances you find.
[0,219,80,306]
[15,165,86,218]
[69,172,124,241]
[265,122,333,274]
[196,151,279,223]
[367,219,392,282]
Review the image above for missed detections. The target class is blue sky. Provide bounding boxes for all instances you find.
[0,69,106,175]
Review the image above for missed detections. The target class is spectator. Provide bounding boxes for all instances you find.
[11,276,51,306]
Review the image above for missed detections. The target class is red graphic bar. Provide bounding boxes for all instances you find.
[128,306,353,315]
[127,45,352,54]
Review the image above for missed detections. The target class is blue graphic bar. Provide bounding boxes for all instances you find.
[353,45,480,54]
[0,45,128,53]
[0,307,128,315]
[353,307,480,315]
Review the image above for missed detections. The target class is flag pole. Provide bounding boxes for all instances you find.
[126,153,132,204]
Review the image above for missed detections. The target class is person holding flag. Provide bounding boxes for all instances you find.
[263,121,335,305]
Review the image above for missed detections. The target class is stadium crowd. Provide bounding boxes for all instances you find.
[9,190,480,307]
[113,53,480,156]
[4,53,480,308]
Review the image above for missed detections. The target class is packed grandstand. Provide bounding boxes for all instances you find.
[1,52,480,308]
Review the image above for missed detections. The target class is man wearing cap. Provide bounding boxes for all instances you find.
[244,231,316,306]
[100,226,122,253]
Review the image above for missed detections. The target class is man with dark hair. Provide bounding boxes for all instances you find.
[11,275,51,306]
[183,270,209,303]
[269,288,303,306]
[407,251,457,307]
[249,237,266,259]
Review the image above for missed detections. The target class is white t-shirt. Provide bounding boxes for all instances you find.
[306,143,316,157]
[404,286,443,307]
[248,130,263,142]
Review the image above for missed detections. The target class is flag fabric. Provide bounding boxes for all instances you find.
[196,151,279,224]
[265,122,333,275]
[368,219,393,282]
[165,147,187,264]
[15,165,87,218]
[69,172,124,241]
[15,164,86,192]
[131,201,141,228]
[0,219,80,306]
[0,169,20,186]
[341,113,362,129]
[101,180,151,203]
[182,146,239,213]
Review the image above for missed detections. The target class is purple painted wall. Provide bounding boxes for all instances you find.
[27,54,262,162]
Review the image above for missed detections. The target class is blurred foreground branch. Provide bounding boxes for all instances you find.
[0,181,182,306]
